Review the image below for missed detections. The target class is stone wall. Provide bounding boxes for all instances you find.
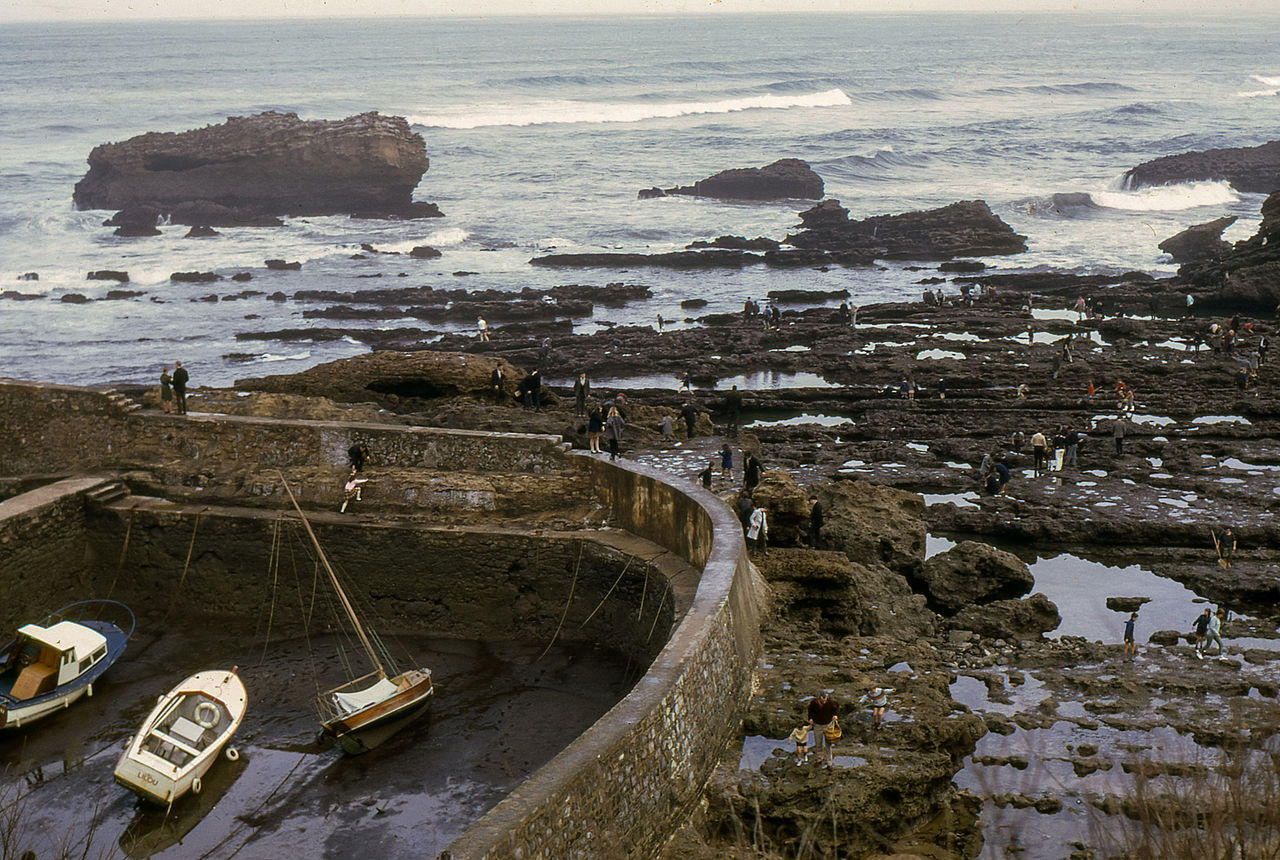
[0,380,567,478]
[0,476,109,631]
[447,454,766,859]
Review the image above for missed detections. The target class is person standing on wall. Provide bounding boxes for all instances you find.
[604,405,625,461]
[172,360,189,415]
[159,365,174,414]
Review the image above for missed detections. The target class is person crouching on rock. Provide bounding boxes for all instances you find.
[861,685,894,730]
[340,467,367,513]
[807,691,838,765]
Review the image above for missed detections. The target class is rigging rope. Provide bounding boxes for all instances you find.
[162,510,202,622]
[104,509,134,600]
[258,514,282,667]
[536,540,583,662]
[578,555,634,628]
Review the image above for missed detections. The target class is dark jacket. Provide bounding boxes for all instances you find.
[172,366,189,389]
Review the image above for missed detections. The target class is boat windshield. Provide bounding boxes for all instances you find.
[140,692,230,768]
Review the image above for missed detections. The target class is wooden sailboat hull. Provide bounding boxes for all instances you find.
[322,672,433,755]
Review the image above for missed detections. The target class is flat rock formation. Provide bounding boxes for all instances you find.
[1158,216,1237,263]
[787,199,1028,260]
[1124,139,1280,193]
[73,111,438,226]
[639,158,823,200]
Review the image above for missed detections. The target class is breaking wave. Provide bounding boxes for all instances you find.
[1239,74,1280,98]
[980,81,1137,96]
[816,148,931,180]
[1091,180,1239,212]
[407,89,852,128]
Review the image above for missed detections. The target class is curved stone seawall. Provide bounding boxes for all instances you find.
[0,380,767,857]
[448,453,767,858]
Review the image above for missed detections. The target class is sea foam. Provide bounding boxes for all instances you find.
[407,89,852,129]
[1091,180,1238,212]
[1238,73,1280,98]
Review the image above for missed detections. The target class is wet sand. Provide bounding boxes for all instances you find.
[0,626,631,858]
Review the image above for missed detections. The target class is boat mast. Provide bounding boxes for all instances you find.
[277,473,386,679]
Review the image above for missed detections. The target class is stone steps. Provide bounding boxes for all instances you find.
[83,480,129,506]
[103,389,143,413]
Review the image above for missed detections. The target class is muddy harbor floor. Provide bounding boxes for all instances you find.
[0,626,629,859]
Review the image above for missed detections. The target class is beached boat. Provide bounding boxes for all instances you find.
[0,600,133,729]
[114,668,246,807]
[277,475,434,755]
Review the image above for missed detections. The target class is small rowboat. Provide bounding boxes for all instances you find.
[0,600,133,730]
[114,668,246,807]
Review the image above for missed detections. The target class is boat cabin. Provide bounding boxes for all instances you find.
[2,621,108,700]
[138,692,232,770]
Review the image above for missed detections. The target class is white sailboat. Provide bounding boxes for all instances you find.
[114,668,246,807]
[279,475,434,755]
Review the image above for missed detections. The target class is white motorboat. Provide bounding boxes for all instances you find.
[114,668,247,807]
[0,600,133,729]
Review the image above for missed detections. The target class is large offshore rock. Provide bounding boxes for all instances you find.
[817,480,927,576]
[916,540,1033,615]
[787,199,1027,260]
[74,111,438,224]
[235,350,526,408]
[644,158,824,201]
[1124,139,1280,193]
[1158,216,1237,263]
[1181,191,1280,303]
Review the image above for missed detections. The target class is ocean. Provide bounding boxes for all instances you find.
[1,13,1277,387]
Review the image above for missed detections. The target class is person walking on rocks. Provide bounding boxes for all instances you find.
[860,685,894,730]
[340,467,367,514]
[747,505,768,552]
[678,370,693,393]
[477,317,490,342]
[1113,417,1126,456]
[789,723,810,764]
[172,360,189,415]
[809,496,823,549]
[1063,426,1080,469]
[1197,608,1224,659]
[1123,612,1138,658]
[744,453,762,493]
[1191,608,1211,657]
[159,365,174,414]
[725,385,743,437]
[807,691,838,764]
[720,443,734,483]
[659,414,674,447]
[573,372,590,416]
[587,406,604,454]
[348,442,369,472]
[604,406,625,460]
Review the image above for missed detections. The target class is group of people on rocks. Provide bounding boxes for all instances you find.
[790,686,896,765]
[742,298,782,330]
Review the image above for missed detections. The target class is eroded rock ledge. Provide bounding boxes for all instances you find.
[1124,138,1280,194]
[73,111,439,227]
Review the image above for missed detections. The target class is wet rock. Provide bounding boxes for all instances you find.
[679,298,708,309]
[637,186,664,199]
[265,259,302,270]
[939,260,986,273]
[104,289,145,300]
[171,271,220,283]
[232,272,253,282]
[17,272,38,281]
[1124,138,1280,193]
[753,549,934,638]
[915,540,1033,614]
[235,350,528,408]
[767,288,849,303]
[651,158,823,201]
[1148,629,1184,646]
[409,246,442,259]
[687,235,781,251]
[1105,596,1151,613]
[950,593,1061,640]
[750,469,810,544]
[59,293,91,304]
[87,270,130,282]
[185,224,219,238]
[1158,216,1237,263]
[788,199,1027,260]
[74,111,434,221]
[1,291,43,300]
[817,480,926,576]
[530,249,763,269]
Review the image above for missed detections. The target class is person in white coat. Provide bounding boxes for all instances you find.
[747,506,768,552]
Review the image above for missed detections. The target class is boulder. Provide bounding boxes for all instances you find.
[409,245,442,259]
[950,593,1061,640]
[787,199,1027,260]
[753,548,935,640]
[650,158,824,201]
[60,293,91,304]
[816,480,927,576]
[750,469,810,545]
[915,540,1033,615]
[1105,596,1151,613]
[171,271,220,283]
[234,350,527,408]
[687,235,782,252]
[530,250,764,269]
[74,111,435,222]
[185,225,220,238]
[265,259,302,271]
[17,273,38,281]
[231,272,253,282]
[1124,139,1280,193]
[87,270,129,282]
[1158,216,1237,263]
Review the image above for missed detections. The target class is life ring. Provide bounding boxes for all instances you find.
[225,747,240,762]
[191,777,203,795]
[195,702,221,730]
